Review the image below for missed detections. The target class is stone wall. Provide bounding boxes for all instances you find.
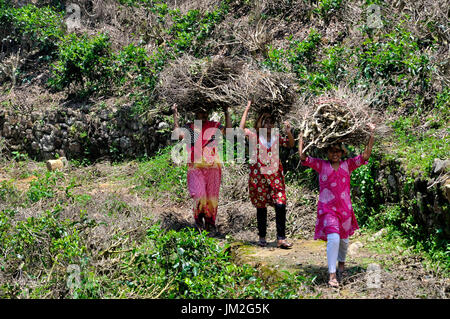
[0,104,172,161]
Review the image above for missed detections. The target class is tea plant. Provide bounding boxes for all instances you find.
[0,4,64,55]
[27,171,64,203]
[48,33,114,95]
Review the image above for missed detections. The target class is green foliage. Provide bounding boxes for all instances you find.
[426,87,450,129]
[27,171,64,203]
[287,29,322,74]
[0,206,86,277]
[349,153,449,273]
[264,30,351,93]
[356,27,432,89]
[0,4,64,55]
[115,44,153,86]
[48,33,114,95]
[350,155,381,226]
[133,146,188,199]
[313,0,343,20]
[389,115,449,175]
[168,4,229,55]
[263,45,289,72]
[0,180,19,202]
[73,223,311,298]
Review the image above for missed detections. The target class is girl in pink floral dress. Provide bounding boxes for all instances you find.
[298,125,375,287]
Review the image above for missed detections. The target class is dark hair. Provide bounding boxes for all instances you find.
[254,112,274,130]
[327,143,348,156]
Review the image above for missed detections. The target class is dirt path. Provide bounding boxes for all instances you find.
[229,234,449,298]
[153,200,449,299]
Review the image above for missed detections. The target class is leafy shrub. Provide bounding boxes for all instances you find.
[0,180,19,202]
[27,171,64,203]
[76,223,309,298]
[389,115,450,175]
[356,27,432,89]
[350,155,382,226]
[49,33,114,95]
[313,0,343,21]
[0,206,87,283]
[113,43,156,94]
[0,4,64,55]
[287,29,322,75]
[169,4,229,55]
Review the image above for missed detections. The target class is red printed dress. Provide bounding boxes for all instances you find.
[301,155,367,240]
[245,129,289,208]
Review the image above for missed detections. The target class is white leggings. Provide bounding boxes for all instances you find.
[327,233,349,274]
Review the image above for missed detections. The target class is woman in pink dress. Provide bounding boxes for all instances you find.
[298,124,375,287]
[172,104,231,233]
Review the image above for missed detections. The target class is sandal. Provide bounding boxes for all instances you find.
[277,240,293,249]
[258,238,267,247]
[328,278,339,288]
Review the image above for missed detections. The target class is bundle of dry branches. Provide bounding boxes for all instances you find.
[236,65,299,123]
[156,54,299,119]
[292,87,387,152]
[156,54,244,113]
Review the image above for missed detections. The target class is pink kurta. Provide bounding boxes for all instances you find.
[301,155,367,240]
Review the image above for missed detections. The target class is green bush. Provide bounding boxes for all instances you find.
[27,171,64,203]
[356,27,432,89]
[0,180,19,202]
[74,223,309,298]
[0,206,86,275]
[287,29,322,75]
[389,115,450,175]
[313,0,343,20]
[48,33,114,95]
[169,4,229,55]
[0,4,64,55]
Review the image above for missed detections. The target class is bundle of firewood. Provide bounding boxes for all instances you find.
[293,88,386,152]
[155,54,244,113]
[236,65,298,123]
[156,55,299,120]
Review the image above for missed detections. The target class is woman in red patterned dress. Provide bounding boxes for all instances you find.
[239,101,294,248]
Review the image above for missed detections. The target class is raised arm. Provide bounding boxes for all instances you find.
[284,121,294,148]
[362,123,375,161]
[239,100,252,130]
[298,132,307,161]
[172,103,185,140]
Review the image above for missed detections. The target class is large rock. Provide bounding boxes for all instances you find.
[432,159,450,175]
